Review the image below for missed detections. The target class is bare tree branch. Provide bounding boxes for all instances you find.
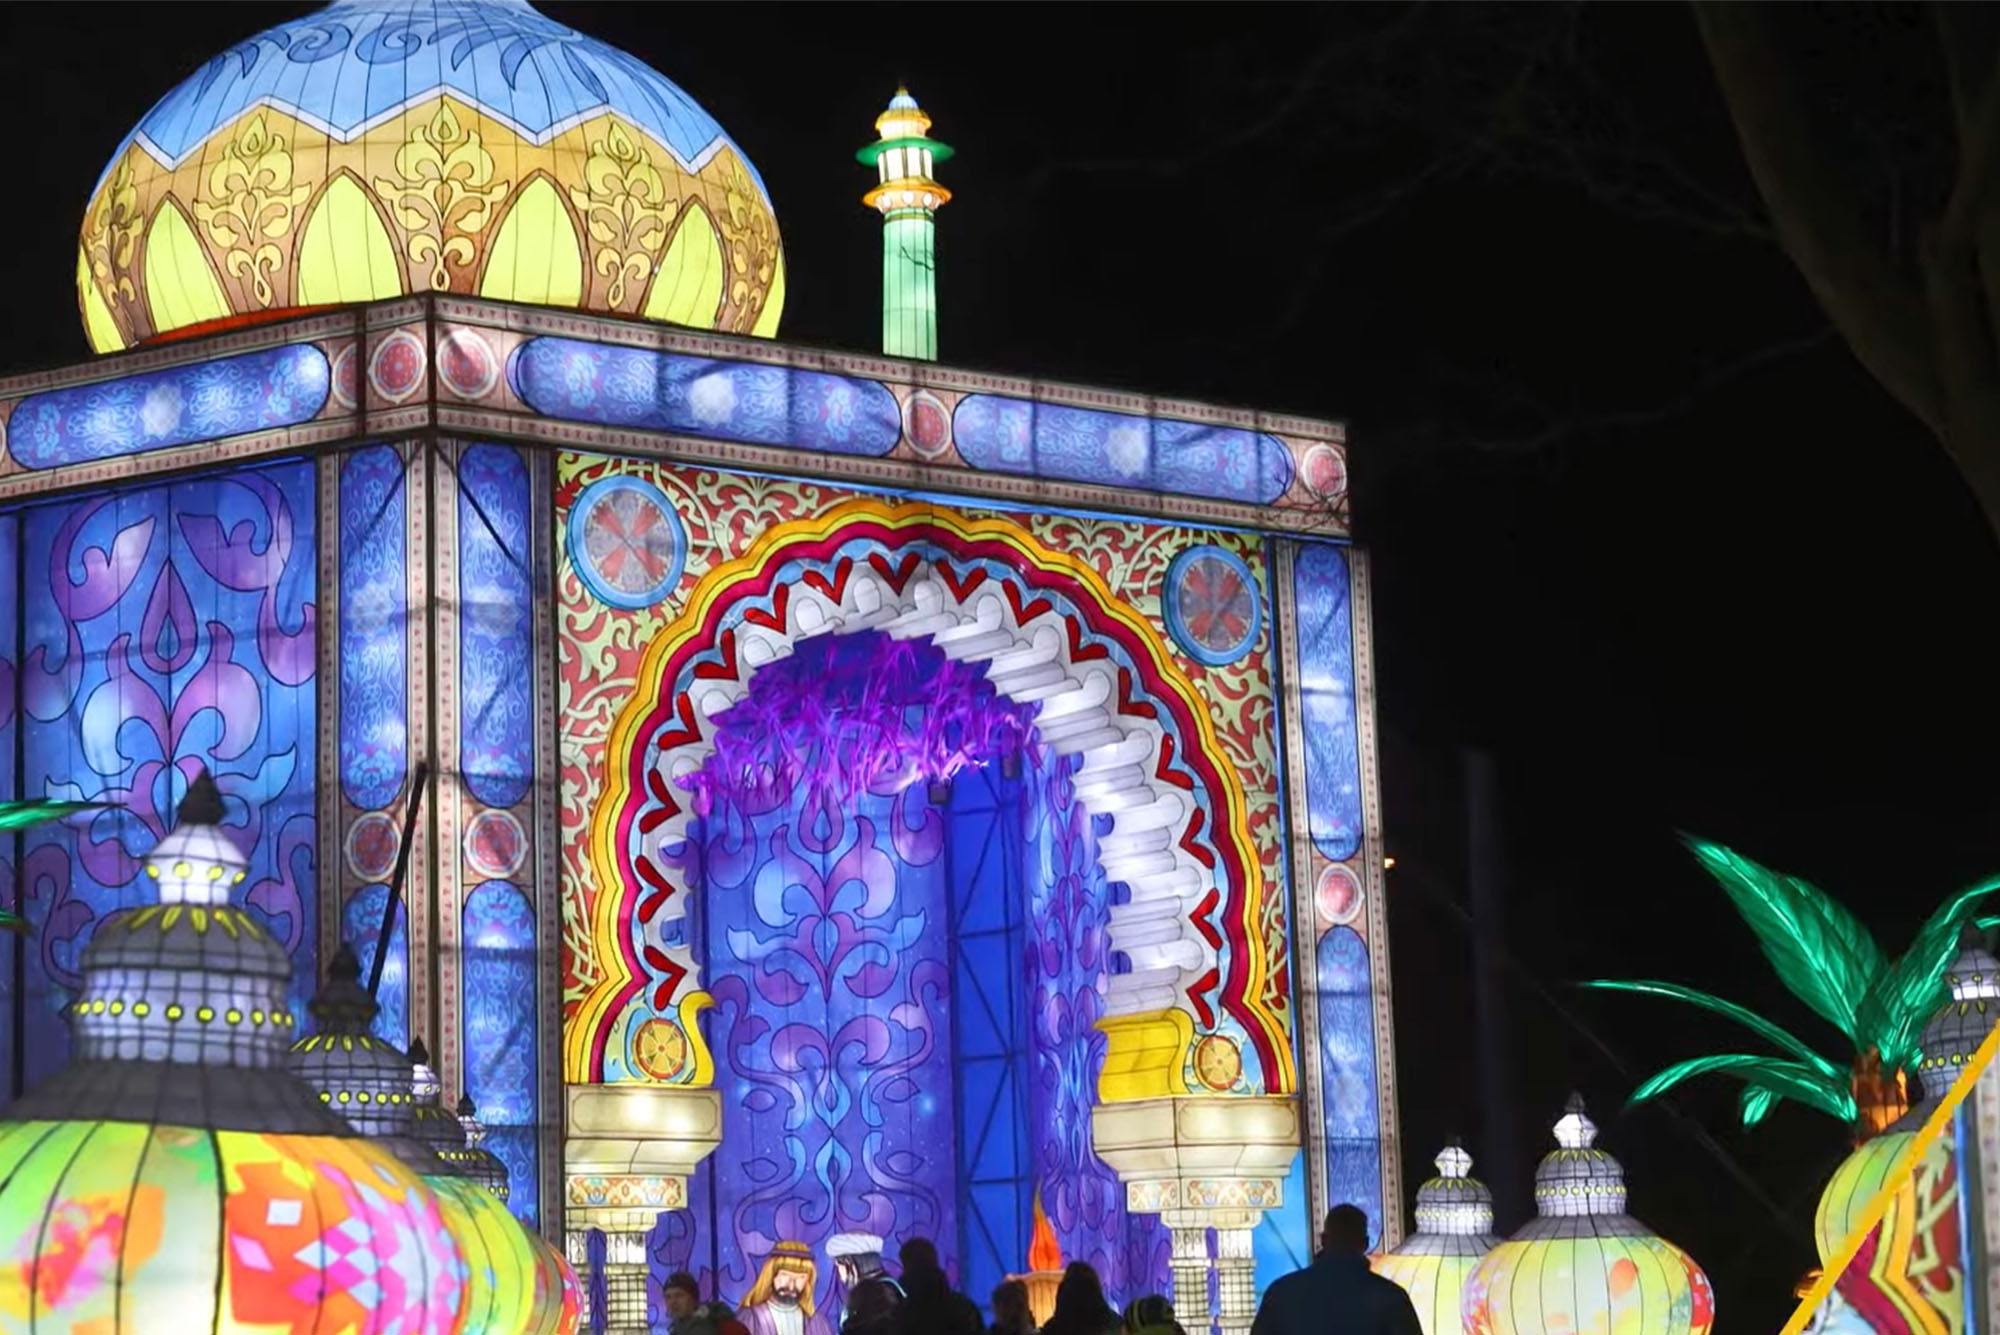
[1693,2,1944,436]
[1453,327,1838,455]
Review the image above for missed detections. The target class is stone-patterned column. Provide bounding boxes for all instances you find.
[602,1228,654,1334]
[565,1084,724,1334]
[1212,1216,1260,1335]
[563,1231,596,1331]
[1161,1212,1211,1332]
[1093,1096,1301,1335]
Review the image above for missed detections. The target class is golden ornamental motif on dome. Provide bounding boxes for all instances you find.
[76,0,785,352]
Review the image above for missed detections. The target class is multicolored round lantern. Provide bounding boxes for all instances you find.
[1376,1141,1503,1335]
[0,770,465,1333]
[1463,1095,1715,1335]
[408,1039,540,1335]
[525,1229,586,1335]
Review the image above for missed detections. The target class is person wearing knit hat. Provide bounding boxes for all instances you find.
[1121,1295,1186,1335]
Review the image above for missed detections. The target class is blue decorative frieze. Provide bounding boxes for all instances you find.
[7,345,331,470]
[953,396,1294,504]
[509,337,901,458]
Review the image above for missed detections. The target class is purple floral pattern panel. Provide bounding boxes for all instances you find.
[16,460,317,1080]
[694,779,957,1315]
[1293,544,1362,862]
[0,511,15,1102]
[1029,749,1169,1303]
[463,878,540,1227]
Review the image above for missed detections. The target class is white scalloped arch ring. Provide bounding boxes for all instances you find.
[607,519,1245,1075]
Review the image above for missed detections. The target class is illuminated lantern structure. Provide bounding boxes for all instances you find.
[1463,1096,1714,1335]
[0,2,1391,1333]
[1010,1191,1069,1326]
[1814,934,2000,1335]
[858,87,954,360]
[75,0,784,352]
[460,1094,515,1201]
[1376,1141,1502,1335]
[0,772,465,1331]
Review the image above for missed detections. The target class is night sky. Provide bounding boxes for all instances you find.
[8,5,1998,1331]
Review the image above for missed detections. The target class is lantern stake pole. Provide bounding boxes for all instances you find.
[368,761,429,998]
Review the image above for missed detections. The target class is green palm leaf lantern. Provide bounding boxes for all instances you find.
[1587,838,2000,1142]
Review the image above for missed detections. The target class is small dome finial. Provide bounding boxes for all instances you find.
[1554,1093,1597,1149]
[177,768,227,826]
[1435,1141,1473,1179]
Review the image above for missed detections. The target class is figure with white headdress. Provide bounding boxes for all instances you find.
[825,1234,903,1335]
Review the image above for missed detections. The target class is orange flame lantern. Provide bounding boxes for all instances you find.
[1009,1191,1066,1326]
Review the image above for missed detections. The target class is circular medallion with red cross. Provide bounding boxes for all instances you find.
[1164,544,1262,667]
[566,475,687,610]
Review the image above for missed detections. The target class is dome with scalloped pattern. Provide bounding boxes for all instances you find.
[77,0,785,353]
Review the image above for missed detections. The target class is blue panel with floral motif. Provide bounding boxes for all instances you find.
[9,346,330,470]
[463,878,539,1227]
[343,884,409,1052]
[1316,924,1383,1242]
[953,396,1294,504]
[1293,543,1363,862]
[457,444,533,810]
[509,337,900,458]
[339,446,408,812]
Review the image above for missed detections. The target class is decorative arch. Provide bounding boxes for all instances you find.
[567,499,1294,1096]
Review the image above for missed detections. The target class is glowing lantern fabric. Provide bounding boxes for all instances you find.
[1464,1098,1714,1335]
[1817,1132,1914,1265]
[1376,1144,1502,1335]
[0,1120,464,1334]
[525,1231,584,1335]
[77,0,785,353]
[432,1175,539,1335]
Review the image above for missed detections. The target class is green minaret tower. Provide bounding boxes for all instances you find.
[858,87,953,361]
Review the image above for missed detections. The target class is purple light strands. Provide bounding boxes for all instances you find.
[680,634,1041,816]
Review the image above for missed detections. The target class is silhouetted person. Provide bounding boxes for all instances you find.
[895,1238,983,1335]
[1251,1205,1421,1335]
[1121,1296,1186,1335]
[1041,1264,1119,1335]
[843,1276,903,1335]
[663,1272,739,1335]
[990,1279,1037,1335]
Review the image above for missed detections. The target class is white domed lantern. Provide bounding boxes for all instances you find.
[1463,1095,1715,1335]
[142,773,246,905]
[1376,1140,1503,1335]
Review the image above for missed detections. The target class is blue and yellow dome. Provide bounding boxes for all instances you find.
[78,0,785,352]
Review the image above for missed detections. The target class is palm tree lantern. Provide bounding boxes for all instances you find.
[1589,840,2000,1142]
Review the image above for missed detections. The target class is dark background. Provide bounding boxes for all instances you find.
[8,4,2000,1331]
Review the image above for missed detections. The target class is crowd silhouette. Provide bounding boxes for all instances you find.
[655,1206,1419,1335]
